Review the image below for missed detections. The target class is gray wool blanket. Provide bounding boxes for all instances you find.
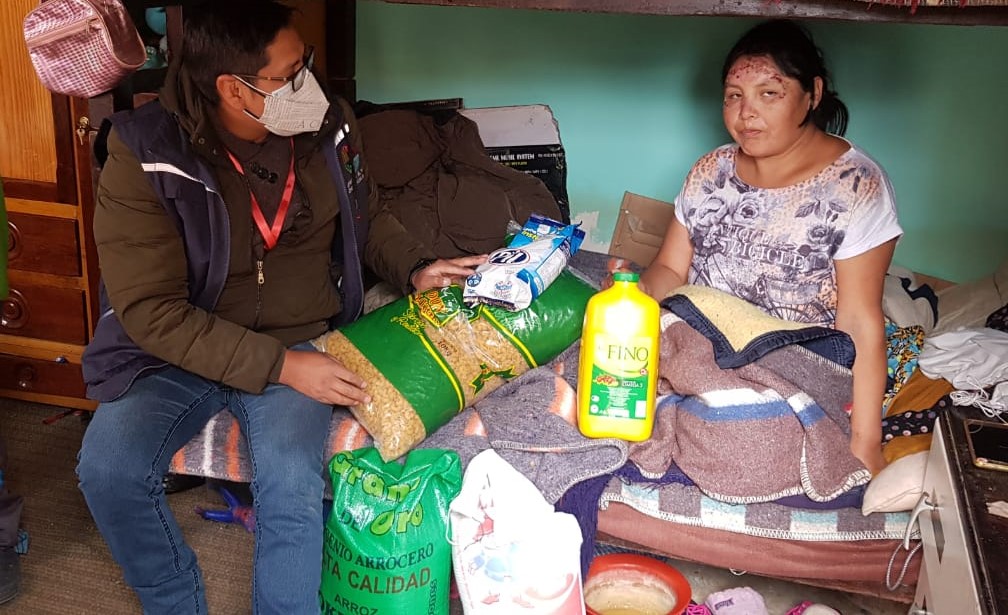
[417,344,628,503]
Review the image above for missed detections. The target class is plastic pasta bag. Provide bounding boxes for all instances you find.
[464,214,585,311]
[315,270,593,461]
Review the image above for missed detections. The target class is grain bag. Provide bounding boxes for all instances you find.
[321,447,461,614]
[316,270,594,460]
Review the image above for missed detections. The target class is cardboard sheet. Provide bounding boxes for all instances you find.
[607,191,676,268]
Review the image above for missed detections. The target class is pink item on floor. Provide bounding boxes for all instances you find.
[785,601,814,615]
[703,586,768,615]
[684,604,714,615]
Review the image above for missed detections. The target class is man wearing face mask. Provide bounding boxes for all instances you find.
[76,1,483,613]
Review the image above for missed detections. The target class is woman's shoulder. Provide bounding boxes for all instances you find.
[686,144,738,177]
[699,143,736,163]
[833,139,889,177]
[829,141,895,198]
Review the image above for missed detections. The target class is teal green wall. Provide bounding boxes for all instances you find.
[356,2,1008,282]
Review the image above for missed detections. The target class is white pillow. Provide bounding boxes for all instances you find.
[861,451,929,515]
[882,266,936,331]
[932,258,1008,335]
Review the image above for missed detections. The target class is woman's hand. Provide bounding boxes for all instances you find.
[278,349,371,406]
[410,255,487,292]
[602,257,653,295]
[637,217,693,301]
[851,433,888,477]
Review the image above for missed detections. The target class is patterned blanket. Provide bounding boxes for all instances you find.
[589,285,907,542]
[599,477,912,542]
[655,286,872,503]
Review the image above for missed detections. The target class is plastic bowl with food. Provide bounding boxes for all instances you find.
[583,553,692,615]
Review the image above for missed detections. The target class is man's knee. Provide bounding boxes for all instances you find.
[76,442,151,499]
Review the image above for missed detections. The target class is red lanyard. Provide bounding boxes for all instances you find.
[225,138,296,251]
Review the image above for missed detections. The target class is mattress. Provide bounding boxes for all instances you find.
[597,502,919,603]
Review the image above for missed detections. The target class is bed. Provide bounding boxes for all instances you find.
[588,254,1006,602]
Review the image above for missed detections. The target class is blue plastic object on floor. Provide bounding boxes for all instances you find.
[195,484,256,533]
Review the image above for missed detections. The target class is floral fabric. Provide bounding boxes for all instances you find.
[884,320,926,408]
[674,143,902,327]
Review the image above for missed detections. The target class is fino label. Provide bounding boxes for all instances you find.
[586,335,651,420]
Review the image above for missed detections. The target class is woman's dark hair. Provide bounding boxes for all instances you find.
[179,0,296,105]
[721,20,848,136]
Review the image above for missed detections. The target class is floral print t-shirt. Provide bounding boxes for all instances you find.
[674,143,902,327]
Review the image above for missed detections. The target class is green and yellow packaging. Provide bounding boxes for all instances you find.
[321,447,462,614]
[577,272,660,441]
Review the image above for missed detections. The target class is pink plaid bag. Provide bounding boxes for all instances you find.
[23,0,146,98]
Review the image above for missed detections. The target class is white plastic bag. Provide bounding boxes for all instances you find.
[449,450,585,614]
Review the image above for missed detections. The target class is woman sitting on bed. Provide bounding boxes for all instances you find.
[639,19,902,475]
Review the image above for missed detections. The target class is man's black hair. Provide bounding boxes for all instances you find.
[180,0,296,106]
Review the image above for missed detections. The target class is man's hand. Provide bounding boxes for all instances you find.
[411,255,487,292]
[278,349,371,406]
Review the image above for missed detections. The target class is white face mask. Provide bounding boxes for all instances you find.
[237,71,330,136]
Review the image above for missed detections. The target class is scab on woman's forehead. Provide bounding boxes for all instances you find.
[725,56,786,87]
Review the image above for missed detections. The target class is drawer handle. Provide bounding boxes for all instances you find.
[1,289,29,329]
[16,365,36,390]
[904,491,935,550]
[6,220,21,260]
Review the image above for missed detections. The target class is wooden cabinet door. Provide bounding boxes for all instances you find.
[0,0,88,205]
[1,0,99,410]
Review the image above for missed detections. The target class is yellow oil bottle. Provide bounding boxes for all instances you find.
[578,272,660,441]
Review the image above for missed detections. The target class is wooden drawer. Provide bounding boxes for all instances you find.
[0,284,88,344]
[6,212,82,277]
[0,352,86,399]
[913,418,983,614]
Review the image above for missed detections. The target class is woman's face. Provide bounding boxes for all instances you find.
[722,54,820,159]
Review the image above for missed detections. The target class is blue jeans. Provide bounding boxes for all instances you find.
[77,345,331,615]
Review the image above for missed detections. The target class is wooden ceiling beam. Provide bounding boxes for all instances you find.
[376,0,1008,26]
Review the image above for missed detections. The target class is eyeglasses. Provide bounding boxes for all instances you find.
[234,46,315,93]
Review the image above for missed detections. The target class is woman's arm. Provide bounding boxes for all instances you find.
[833,238,898,476]
[639,216,695,301]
